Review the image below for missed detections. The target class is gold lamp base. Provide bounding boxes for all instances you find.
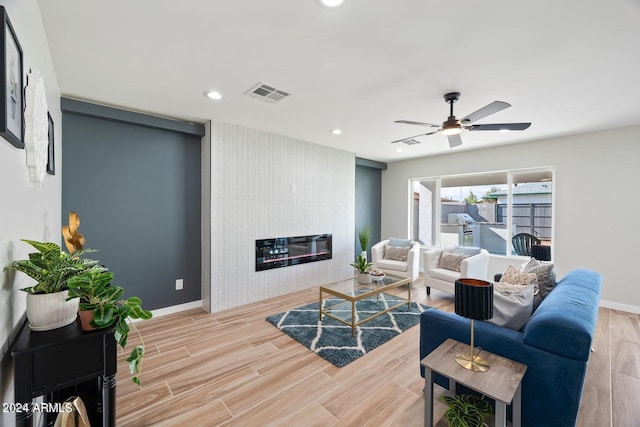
[455,352,490,372]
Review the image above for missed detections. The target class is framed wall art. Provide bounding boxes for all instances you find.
[47,112,55,175]
[0,6,24,148]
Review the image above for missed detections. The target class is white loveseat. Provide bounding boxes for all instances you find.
[423,246,489,295]
[371,239,421,283]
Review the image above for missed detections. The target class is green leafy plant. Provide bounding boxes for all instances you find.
[5,239,102,294]
[67,269,153,386]
[441,394,492,427]
[358,224,371,252]
[350,253,373,274]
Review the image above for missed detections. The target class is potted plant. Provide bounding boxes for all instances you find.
[441,394,493,427]
[357,224,371,261]
[350,253,373,284]
[5,239,103,331]
[66,269,153,385]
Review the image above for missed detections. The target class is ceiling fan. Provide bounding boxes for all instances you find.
[391,92,531,148]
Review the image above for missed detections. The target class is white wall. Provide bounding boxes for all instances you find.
[209,121,355,312]
[0,1,61,425]
[382,126,640,313]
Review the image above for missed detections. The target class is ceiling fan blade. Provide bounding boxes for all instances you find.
[447,134,463,148]
[394,120,440,127]
[461,101,511,124]
[468,122,531,131]
[390,130,439,144]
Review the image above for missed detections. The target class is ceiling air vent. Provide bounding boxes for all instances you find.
[245,82,291,104]
[401,139,420,146]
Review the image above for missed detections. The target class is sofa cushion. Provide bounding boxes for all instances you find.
[384,245,410,261]
[487,282,534,331]
[427,267,461,282]
[438,251,468,272]
[389,237,412,247]
[522,258,556,300]
[501,264,538,291]
[376,258,408,273]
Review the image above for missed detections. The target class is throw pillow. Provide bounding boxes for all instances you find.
[438,251,468,272]
[486,282,534,331]
[389,238,412,248]
[522,258,557,300]
[501,264,538,293]
[384,245,410,262]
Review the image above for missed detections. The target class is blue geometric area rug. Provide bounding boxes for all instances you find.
[266,293,429,367]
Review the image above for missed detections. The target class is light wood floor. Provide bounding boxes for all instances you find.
[115,280,639,426]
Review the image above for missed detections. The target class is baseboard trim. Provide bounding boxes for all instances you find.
[600,299,640,314]
[132,300,204,321]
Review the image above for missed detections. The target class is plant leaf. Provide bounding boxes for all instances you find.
[125,296,142,306]
[126,345,145,385]
[93,305,114,327]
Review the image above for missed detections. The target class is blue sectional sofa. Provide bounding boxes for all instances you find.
[420,269,602,427]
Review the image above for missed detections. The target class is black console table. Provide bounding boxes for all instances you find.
[11,318,117,427]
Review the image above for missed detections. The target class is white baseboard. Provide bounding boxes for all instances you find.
[132,300,204,321]
[599,299,640,314]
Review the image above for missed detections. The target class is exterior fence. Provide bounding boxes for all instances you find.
[497,203,552,242]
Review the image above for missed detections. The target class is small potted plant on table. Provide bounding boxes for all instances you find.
[350,253,373,284]
[4,212,104,331]
[66,268,153,385]
[5,239,103,331]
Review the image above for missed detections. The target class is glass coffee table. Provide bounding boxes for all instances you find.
[319,273,411,336]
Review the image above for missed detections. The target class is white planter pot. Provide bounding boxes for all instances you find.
[356,272,371,284]
[26,290,79,331]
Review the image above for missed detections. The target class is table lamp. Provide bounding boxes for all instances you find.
[531,244,552,261]
[454,278,493,372]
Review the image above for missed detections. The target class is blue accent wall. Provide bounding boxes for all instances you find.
[61,101,203,310]
[355,158,385,259]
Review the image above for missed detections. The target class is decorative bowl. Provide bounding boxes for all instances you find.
[371,271,385,282]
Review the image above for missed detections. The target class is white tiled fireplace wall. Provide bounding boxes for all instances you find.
[209,121,355,312]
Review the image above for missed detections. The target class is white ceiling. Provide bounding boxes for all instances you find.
[37,0,640,163]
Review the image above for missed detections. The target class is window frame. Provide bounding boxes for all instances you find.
[409,167,555,258]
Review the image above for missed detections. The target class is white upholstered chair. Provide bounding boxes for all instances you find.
[423,246,489,295]
[371,238,421,283]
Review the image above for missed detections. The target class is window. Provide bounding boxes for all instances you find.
[411,169,554,258]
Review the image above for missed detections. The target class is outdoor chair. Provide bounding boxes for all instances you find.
[512,233,541,257]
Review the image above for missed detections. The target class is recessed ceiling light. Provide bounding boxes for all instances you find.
[395,148,404,153]
[319,0,345,8]
[498,129,510,133]
[205,90,223,100]
[331,129,342,135]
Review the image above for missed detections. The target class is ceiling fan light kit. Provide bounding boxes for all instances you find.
[392,91,531,148]
[441,119,462,136]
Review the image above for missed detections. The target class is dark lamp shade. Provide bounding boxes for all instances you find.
[531,244,552,261]
[455,278,493,320]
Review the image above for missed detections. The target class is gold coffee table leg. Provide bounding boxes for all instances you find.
[351,301,356,336]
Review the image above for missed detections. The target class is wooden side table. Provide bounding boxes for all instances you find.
[421,338,527,427]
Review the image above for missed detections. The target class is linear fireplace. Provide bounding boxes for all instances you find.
[255,234,332,271]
